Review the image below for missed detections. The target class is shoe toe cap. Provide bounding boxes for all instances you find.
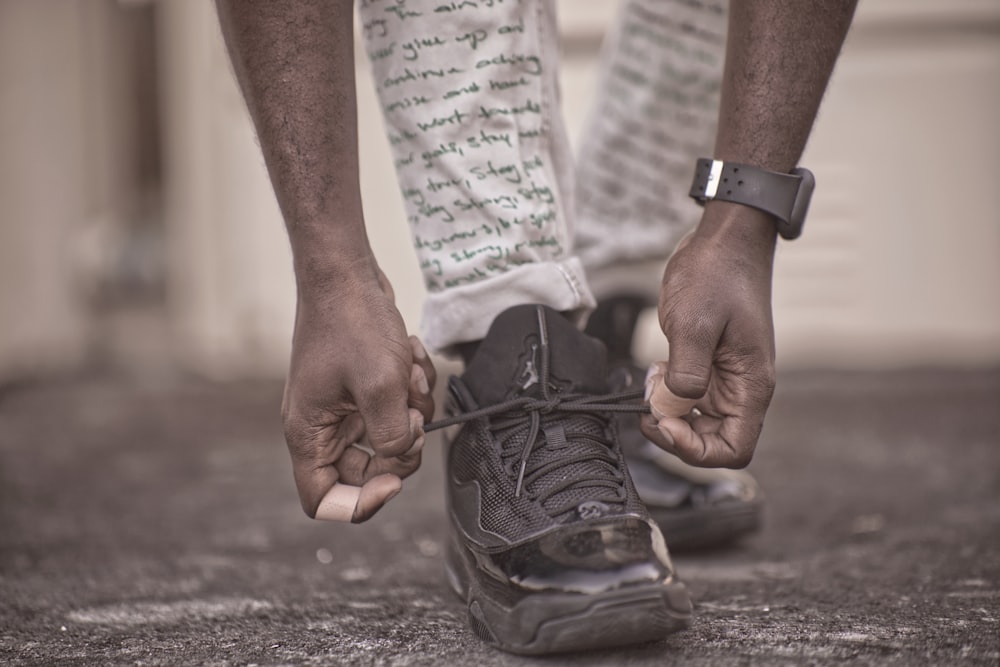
[481,517,676,595]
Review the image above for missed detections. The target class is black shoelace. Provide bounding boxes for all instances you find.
[427,389,649,516]
[424,326,652,517]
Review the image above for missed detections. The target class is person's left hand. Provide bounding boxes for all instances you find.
[640,210,777,468]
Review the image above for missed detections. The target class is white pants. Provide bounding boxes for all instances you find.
[358,0,727,353]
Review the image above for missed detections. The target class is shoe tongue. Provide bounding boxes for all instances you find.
[463,304,609,405]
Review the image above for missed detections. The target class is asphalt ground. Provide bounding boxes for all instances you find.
[1,368,998,666]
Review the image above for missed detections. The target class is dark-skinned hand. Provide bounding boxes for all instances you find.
[280,269,436,522]
[640,212,777,469]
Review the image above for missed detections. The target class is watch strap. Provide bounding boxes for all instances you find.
[688,158,815,240]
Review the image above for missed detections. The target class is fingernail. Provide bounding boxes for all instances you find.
[415,365,430,394]
[411,337,428,360]
[385,486,402,503]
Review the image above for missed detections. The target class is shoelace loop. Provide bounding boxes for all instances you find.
[424,309,654,518]
[423,389,651,433]
[425,388,651,515]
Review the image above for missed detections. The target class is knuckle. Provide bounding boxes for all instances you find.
[364,368,408,401]
[684,446,712,467]
[722,430,757,469]
[750,367,777,406]
[764,369,777,391]
[398,454,422,478]
[367,419,412,455]
[728,448,754,469]
[282,413,329,457]
[282,414,310,445]
[758,362,777,393]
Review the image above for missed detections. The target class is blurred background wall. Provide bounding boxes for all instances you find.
[1,0,998,382]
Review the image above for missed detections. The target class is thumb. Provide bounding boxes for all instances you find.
[664,318,722,399]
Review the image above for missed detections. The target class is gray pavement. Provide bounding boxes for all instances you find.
[1,369,998,665]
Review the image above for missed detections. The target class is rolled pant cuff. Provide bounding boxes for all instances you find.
[420,257,596,356]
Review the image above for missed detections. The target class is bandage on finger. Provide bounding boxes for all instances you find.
[314,473,403,523]
[645,362,699,420]
[315,482,362,522]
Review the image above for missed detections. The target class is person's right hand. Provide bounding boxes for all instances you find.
[280,269,436,523]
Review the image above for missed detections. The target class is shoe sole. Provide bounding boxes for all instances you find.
[651,500,764,552]
[445,535,693,655]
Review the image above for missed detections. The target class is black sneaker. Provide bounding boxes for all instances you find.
[428,305,692,655]
[611,365,764,551]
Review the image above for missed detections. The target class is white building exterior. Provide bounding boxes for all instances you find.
[1,0,998,379]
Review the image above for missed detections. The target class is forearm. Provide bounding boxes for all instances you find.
[215,0,375,292]
[698,0,858,254]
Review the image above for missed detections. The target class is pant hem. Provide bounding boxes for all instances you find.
[420,257,596,355]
